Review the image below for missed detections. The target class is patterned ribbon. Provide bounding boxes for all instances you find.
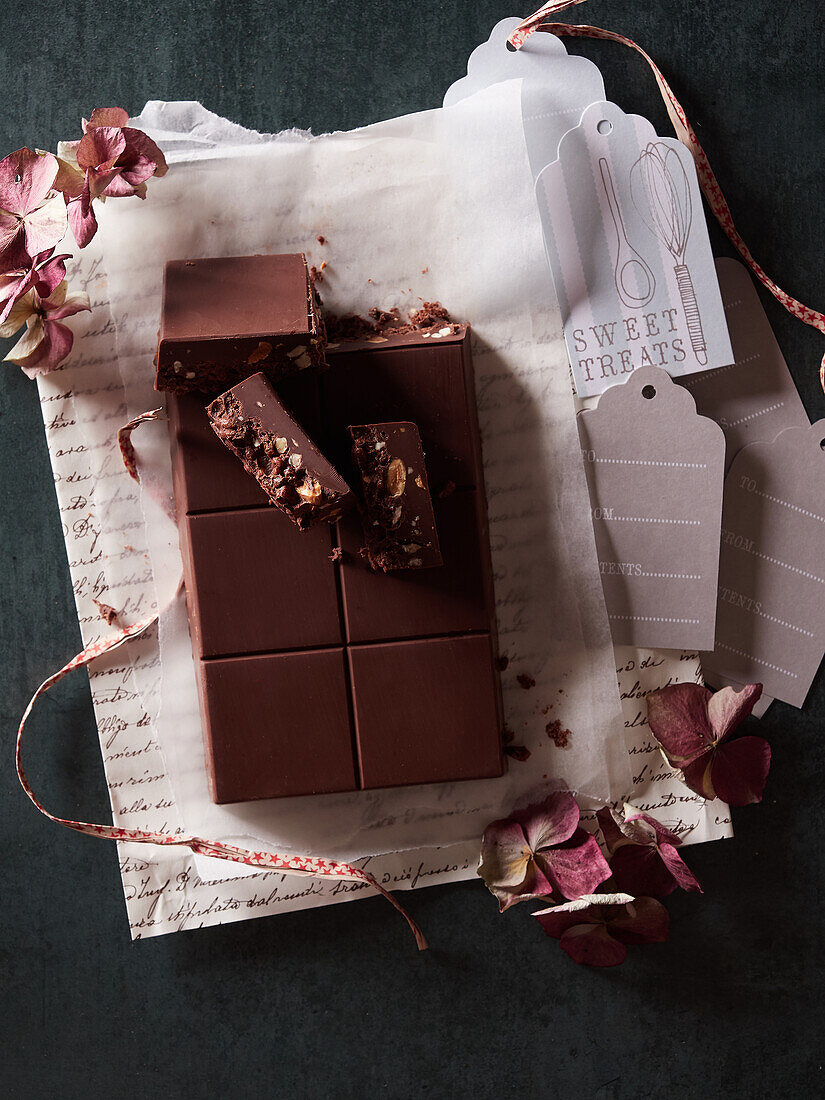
[509,0,825,389]
[17,413,428,951]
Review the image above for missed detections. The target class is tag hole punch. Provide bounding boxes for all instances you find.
[642,385,656,400]
[597,119,613,135]
[820,438,825,451]
[506,39,516,52]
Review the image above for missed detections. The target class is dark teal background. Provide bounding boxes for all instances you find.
[3,2,824,1095]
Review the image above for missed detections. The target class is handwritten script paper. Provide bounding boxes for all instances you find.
[33,90,726,939]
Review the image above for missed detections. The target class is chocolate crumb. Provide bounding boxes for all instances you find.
[502,726,515,744]
[309,264,323,286]
[516,673,536,690]
[495,654,510,672]
[409,301,451,328]
[329,546,344,563]
[505,744,531,762]
[316,234,326,245]
[546,719,571,749]
[93,599,120,626]
[438,479,456,499]
[325,300,458,343]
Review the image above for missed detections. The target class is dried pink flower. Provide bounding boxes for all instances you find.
[533,894,669,967]
[0,148,68,266]
[647,682,770,806]
[478,790,611,912]
[596,806,702,898]
[1,277,90,378]
[0,248,69,326]
[57,108,168,247]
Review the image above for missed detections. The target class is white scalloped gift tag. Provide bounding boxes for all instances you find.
[537,101,733,398]
[578,366,726,649]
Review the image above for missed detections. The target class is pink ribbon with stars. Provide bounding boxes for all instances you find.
[510,0,825,389]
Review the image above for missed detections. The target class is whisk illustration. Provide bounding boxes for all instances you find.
[630,142,708,366]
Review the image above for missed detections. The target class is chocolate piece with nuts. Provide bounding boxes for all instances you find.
[155,253,326,395]
[349,421,442,571]
[208,372,353,530]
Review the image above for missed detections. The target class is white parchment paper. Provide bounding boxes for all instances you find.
[97,82,632,864]
[31,71,729,939]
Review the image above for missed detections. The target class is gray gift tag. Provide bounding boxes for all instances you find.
[537,101,733,398]
[677,258,809,471]
[578,366,726,649]
[702,421,825,708]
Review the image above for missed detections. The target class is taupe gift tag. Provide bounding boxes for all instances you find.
[703,421,825,708]
[578,366,726,649]
[677,259,809,471]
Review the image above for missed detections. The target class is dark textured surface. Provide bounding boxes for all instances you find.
[2,1,823,1095]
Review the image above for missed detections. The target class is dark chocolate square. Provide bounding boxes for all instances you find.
[348,634,504,789]
[200,648,357,803]
[323,329,482,492]
[182,507,342,657]
[338,490,492,643]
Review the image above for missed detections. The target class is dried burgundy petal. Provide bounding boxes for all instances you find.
[478,818,532,890]
[647,681,769,808]
[597,806,701,898]
[534,829,611,901]
[710,736,771,805]
[706,683,763,743]
[559,923,627,966]
[479,792,610,911]
[609,844,681,898]
[533,894,668,967]
[607,896,669,946]
[647,683,714,766]
[515,789,580,851]
[0,148,66,263]
[84,107,130,131]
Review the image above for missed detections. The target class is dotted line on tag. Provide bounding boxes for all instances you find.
[750,608,815,637]
[592,458,707,469]
[610,615,700,624]
[750,487,825,524]
[725,402,785,427]
[604,516,701,525]
[728,541,825,585]
[715,642,798,679]
[681,352,760,387]
[639,572,702,579]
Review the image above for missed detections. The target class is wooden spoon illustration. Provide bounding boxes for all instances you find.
[599,157,656,309]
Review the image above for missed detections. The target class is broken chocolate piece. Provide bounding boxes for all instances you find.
[349,421,441,571]
[155,253,326,395]
[208,372,353,530]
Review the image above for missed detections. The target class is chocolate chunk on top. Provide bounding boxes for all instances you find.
[155,253,326,395]
[349,421,442,571]
[208,372,353,530]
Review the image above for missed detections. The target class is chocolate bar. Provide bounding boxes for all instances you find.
[208,372,353,530]
[169,322,504,803]
[349,421,442,570]
[155,253,326,395]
